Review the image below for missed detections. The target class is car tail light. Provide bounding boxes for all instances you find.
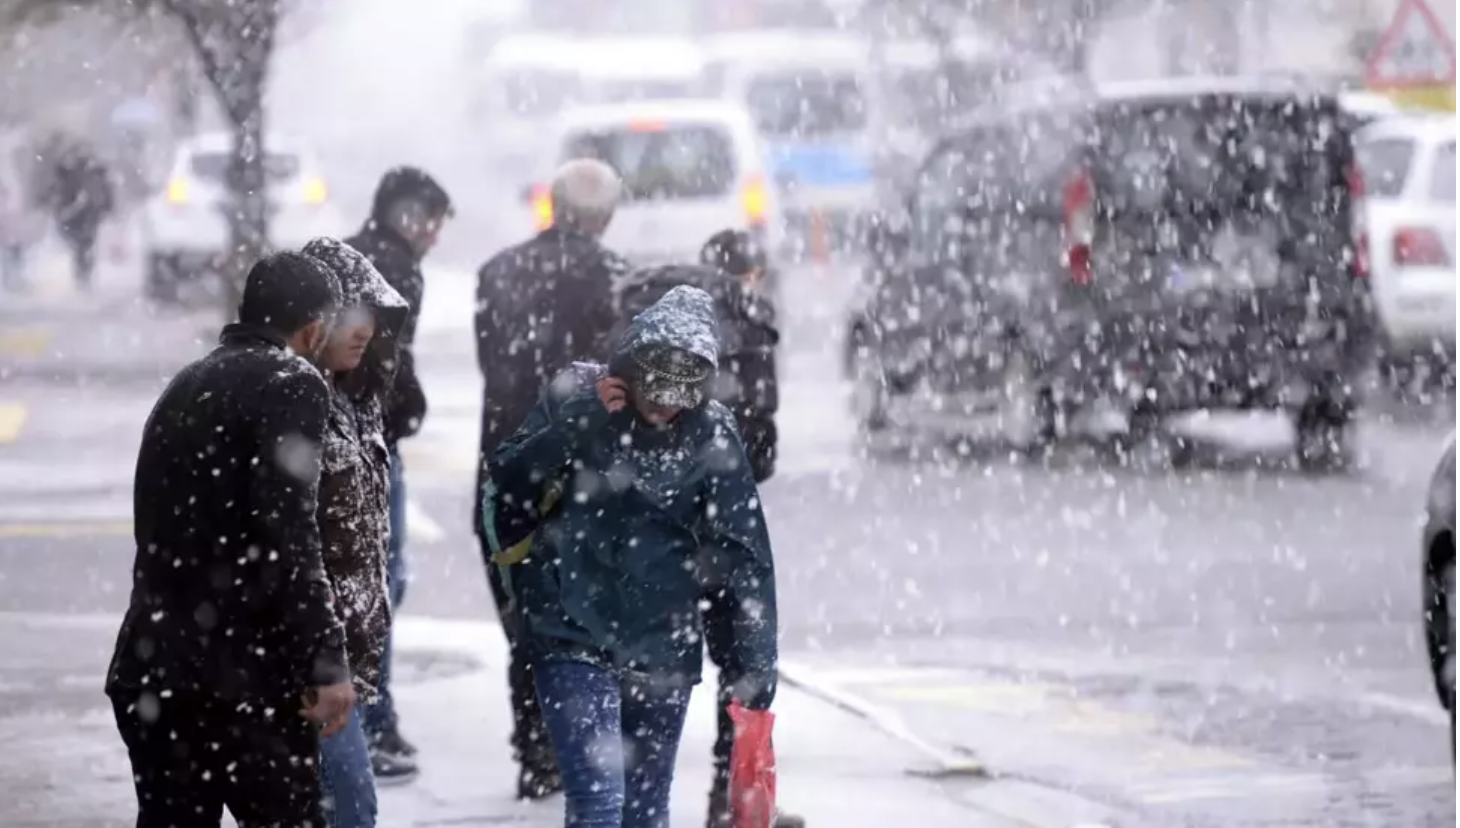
[1393,226,1450,267]
[166,178,189,205]
[742,174,769,227]
[530,184,553,231]
[1062,169,1095,285]
[1347,162,1370,278]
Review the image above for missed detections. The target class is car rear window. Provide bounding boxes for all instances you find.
[189,152,301,183]
[744,71,866,137]
[562,125,736,200]
[1430,141,1455,202]
[1356,136,1416,198]
[504,71,580,118]
[1095,95,1348,218]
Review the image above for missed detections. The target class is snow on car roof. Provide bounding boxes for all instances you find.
[487,34,703,79]
[553,99,756,133]
[703,30,868,68]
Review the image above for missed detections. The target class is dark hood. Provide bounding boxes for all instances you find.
[302,237,409,400]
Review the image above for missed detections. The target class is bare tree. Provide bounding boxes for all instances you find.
[10,0,284,314]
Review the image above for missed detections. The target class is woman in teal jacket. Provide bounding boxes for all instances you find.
[483,285,778,828]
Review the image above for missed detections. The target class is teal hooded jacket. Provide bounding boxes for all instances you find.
[481,286,778,699]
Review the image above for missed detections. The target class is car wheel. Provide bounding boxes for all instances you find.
[1293,400,1357,473]
[1444,560,1455,762]
[849,344,889,433]
[997,349,1056,455]
[1115,408,1195,469]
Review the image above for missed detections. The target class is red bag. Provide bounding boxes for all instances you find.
[728,701,777,828]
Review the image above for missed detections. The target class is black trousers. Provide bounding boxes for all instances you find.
[110,688,324,827]
[703,588,739,826]
[482,535,556,773]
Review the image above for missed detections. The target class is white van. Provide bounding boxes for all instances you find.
[528,100,781,268]
[700,31,875,248]
[474,34,705,177]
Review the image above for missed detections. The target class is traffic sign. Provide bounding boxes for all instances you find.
[1365,0,1457,88]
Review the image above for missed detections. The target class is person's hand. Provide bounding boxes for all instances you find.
[596,376,629,413]
[300,681,356,737]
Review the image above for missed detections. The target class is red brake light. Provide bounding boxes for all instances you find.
[1347,162,1370,278]
[1062,170,1095,285]
[530,184,553,231]
[627,119,668,133]
[1393,227,1450,267]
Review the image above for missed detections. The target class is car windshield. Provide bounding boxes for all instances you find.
[1356,136,1416,199]
[588,79,700,104]
[744,71,866,137]
[189,151,301,183]
[562,124,736,199]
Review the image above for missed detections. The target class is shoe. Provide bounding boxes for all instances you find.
[516,764,563,800]
[369,747,419,787]
[371,726,418,759]
[772,812,807,828]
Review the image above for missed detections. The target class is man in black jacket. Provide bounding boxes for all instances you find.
[107,251,353,827]
[473,158,628,799]
[343,166,452,775]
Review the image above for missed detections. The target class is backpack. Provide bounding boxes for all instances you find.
[613,264,779,483]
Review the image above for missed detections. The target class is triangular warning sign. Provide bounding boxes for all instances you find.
[1366,0,1457,87]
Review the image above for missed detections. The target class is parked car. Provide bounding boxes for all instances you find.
[140,133,345,304]
[1422,435,1456,757]
[1355,115,1456,391]
[844,76,1377,469]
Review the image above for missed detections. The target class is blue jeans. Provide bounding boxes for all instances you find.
[535,659,691,828]
[319,707,378,828]
[364,449,408,738]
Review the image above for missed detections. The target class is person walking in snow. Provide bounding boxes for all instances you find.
[107,251,352,827]
[473,158,629,799]
[483,285,780,828]
[301,237,413,825]
[342,166,453,783]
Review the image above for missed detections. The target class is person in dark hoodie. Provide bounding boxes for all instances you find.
[107,251,352,827]
[342,166,452,778]
[483,285,779,828]
[612,230,795,828]
[474,158,628,799]
[301,237,412,825]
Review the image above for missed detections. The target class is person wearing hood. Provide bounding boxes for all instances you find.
[474,157,629,799]
[483,285,779,828]
[300,236,412,825]
[107,251,353,827]
[342,166,453,778]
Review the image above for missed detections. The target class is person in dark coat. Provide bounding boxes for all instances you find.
[342,166,453,778]
[483,285,779,828]
[612,229,793,828]
[41,139,114,289]
[106,251,353,827]
[302,237,412,824]
[473,158,628,799]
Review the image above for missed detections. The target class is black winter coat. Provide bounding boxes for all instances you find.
[107,325,348,702]
[344,224,426,446]
[473,225,628,531]
[614,264,781,482]
[303,237,409,701]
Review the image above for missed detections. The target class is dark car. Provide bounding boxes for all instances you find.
[1421,435,1456,755]
[845,76,1378,468]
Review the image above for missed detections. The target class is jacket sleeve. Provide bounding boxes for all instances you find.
[385,346,427,442]
[481,377,605,556]
[251,368,351,688]
[700,413,779,708]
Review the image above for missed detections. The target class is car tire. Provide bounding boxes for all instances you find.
[998,349,1057,456]
[1116,408,1196,469]
[1293,398,1357,473]
[849,343,890,434]
[145,253,180,305]
[1443,559,1455,763]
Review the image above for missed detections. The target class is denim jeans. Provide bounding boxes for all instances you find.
[319,707,378,828]
[535,659,691,828]
[364,449,408,738]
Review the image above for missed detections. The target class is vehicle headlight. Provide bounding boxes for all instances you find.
[166,178,189,204]
[303,178,328,205]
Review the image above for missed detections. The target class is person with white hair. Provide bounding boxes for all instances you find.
[471,157,631,799]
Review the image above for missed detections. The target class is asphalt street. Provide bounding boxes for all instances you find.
[0,253,1454,826]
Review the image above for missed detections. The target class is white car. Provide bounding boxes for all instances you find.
[1356,116,1457,372]
[141,133,346,302]
[528,99,782,268]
